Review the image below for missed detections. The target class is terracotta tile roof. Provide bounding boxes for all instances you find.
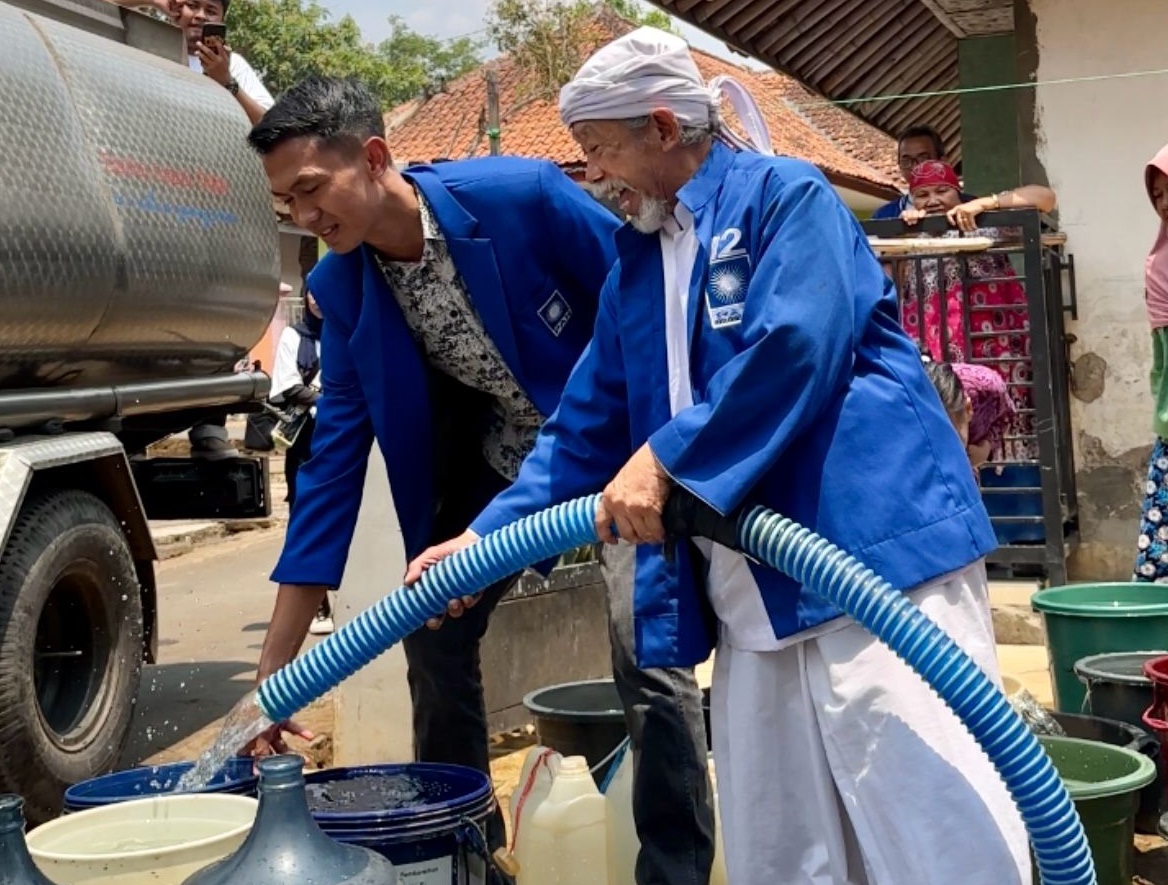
[385,18,900,197]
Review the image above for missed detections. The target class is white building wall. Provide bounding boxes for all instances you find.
[1028,0,1167,575]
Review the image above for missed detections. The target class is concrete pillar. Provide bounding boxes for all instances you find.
[331,447,414,765]
[958,34,1022,194]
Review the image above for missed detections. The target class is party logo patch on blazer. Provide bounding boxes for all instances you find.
[705,252,751,329]
[538,290,572,336]
[706,225,751,329]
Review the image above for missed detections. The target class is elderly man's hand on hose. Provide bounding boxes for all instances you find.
[404,529,482,629]
[596,442,672,545]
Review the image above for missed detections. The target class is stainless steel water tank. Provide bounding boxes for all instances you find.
[0,0,280,389]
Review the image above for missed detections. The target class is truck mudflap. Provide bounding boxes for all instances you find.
[0,432,154,560]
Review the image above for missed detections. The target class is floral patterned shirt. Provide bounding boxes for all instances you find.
[373,189,542,480]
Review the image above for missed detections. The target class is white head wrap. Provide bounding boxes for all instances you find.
[558,26,774,155]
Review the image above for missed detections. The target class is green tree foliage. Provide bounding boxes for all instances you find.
[603,0,673,30]
[227,1,481,105]
[487,0,676,97]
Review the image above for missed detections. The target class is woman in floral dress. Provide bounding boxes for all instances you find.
[897,161,1057,462]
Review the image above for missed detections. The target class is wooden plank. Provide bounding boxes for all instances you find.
[814,7,937,93]
[720,0,799,35]
[737,0,810,44]
[950,7,1013,34]
[839,24,949,102]
[708,0,773,29]
[918,0,968,37]
[941,0,1012,13]
[772,0,890,66]
[801,3,920,82]
[691,0,737,22]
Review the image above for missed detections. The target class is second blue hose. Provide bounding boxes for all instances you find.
[257,494,1094,885]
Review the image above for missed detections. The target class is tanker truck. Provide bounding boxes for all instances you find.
[1,0,281,820]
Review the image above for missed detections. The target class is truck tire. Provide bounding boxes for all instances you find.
[0,490,144,823]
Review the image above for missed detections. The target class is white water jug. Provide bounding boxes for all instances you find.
[603,748,729,885]
[513,753,607,885]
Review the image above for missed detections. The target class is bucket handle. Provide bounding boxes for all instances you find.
[1143,704,1168,733]
[457,812,513,885]
[597,736,633,794]
[1135,731,1162,760]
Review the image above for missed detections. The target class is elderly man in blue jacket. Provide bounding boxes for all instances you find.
[243,76,717,879]
[411,29,1031,885]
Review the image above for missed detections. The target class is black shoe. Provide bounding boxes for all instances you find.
[190,436,237,461]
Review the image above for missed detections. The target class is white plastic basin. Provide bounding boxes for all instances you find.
[26,793,258,884]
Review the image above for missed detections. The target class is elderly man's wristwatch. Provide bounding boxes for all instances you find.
[225,78,240,96]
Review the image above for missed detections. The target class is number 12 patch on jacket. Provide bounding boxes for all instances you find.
[705,253,752,329]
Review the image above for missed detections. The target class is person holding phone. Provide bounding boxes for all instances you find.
[179,0,276,457]
[184,0,272,125]
[106,0,273,460]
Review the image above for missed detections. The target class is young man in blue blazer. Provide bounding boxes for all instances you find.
[244,77,717,882]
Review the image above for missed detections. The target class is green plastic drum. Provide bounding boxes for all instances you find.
[1030,583,1168,713]
[1038,736,1157,885]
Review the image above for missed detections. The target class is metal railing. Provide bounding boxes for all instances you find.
[863,209,1078,585]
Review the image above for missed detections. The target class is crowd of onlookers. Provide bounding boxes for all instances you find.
[870,124,1057,468]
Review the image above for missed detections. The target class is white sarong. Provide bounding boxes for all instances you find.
[710,563,1031,884]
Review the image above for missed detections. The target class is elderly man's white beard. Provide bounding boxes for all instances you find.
[583,181,671,234]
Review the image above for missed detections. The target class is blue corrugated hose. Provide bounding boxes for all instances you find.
[256,493,1094,885]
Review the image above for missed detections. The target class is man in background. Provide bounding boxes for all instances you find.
[871,123,975,220]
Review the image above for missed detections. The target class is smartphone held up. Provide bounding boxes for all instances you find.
[200,21,227,47]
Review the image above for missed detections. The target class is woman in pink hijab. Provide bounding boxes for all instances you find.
[1132,144,1168,581]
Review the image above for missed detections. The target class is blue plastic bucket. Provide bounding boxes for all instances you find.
[305,763,496,882]
[63,758,257,812]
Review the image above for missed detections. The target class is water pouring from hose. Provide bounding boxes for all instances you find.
[182,490,1096,884]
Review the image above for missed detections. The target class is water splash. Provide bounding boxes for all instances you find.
[174,691,272,793]
[1009,688,1066,737]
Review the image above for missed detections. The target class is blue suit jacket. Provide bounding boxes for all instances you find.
[472,143,997,668]
[272,157,620,586]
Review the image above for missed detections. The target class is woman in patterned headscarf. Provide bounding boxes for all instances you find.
[1132,143,1168,582]
[897,160,1055,461]
[922,352,1016,471]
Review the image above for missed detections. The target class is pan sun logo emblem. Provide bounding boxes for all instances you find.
[539,290,572,336]
[706,226,751,329]
[709,262,747,305]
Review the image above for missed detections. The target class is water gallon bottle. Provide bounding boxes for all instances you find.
[515,755,607,885]
[182,755,396,885]
[602,745,637,885]
[0,795,59,885]
[603,749,730,885]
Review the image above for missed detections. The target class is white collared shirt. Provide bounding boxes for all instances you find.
[658,206,859,652]
[188,52,274,110]
[659,206,782,652]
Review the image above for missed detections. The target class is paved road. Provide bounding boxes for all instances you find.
[117,529,323,766]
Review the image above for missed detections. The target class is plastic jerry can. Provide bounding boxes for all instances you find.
[603,749,729,885]
[602,745,637,885]
[514,755,608,885]
[506,745,560,877]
